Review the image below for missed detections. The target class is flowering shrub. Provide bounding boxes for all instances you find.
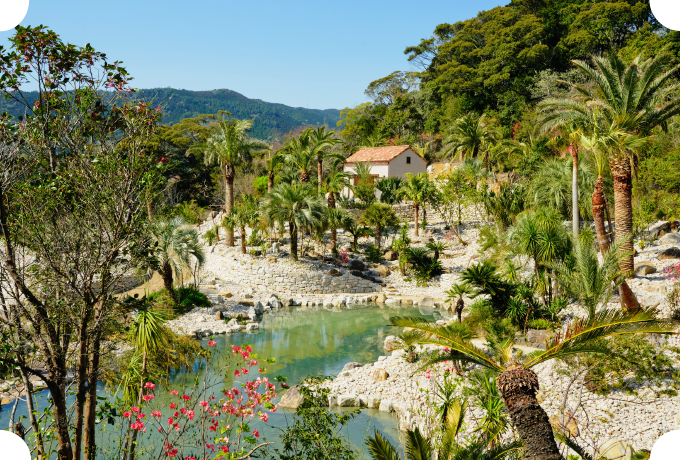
[120,343,287,459]
[338,249,349,265]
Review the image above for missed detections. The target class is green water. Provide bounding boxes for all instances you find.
[1,303,450,457]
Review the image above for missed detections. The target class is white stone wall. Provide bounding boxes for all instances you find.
[217,258,382,295]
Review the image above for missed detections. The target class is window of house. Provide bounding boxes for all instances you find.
[406,156,411,164]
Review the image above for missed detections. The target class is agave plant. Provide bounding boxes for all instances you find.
[390,308,679,460]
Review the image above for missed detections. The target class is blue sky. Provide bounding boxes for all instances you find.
[1,0,506,110]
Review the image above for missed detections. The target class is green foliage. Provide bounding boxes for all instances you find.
[273,377,358,460]
[253,175,269,195]
[526,318,553,331]
[360,203,400,249]
[481,183,526,230]
[173,200,206,224]
[375,177,403,204]
[204,225,219,246]
[404,247,443,286]
[364,244,382,263]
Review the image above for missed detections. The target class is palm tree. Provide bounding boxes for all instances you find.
[540,52,680,276]
[326,207,346,255]
[323,168,353,254]
[223,198,259,254]
[264,183,325,261]
[577,114,649,311]
[398,173,430,237]
[149,217,205,299]
[309,126,341,192]
[196,114,268,245]
[426,241,448,261]
[446,282,473,323]
[391,308,679,460]
[375,177,403,205]
[360,203,400,249]
[283,130,315,183]
[340,214,373,252]
[445,114,500,169]
[265,147,284,193]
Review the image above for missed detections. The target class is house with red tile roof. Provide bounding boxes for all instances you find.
[342,145,427,198]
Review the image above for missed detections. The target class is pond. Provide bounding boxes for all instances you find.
[1,303,449,457]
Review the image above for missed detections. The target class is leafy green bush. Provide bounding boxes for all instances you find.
[176,286,210,312]
[526,318,553,330]
[364,244,382,263]
[173,200,205,224]
[253,175,269,195]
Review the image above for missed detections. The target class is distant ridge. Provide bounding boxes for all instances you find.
[0,87,341,141]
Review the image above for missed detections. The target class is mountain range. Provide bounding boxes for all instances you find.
[0,88,342,141]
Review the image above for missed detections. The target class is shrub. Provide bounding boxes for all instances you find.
[364,244,382,263]
[526,318,553,330]
[173,200,205,224]
[176,286,210,313]
[253,175,269,195]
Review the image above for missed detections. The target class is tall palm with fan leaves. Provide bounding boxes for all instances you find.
[195,113,269,245]
[308,125,342,192]
[390,306,678,460]
[540,51,680,278]
[265,147,283,192]
[445,113,500,169]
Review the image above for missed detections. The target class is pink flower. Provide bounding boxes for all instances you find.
[260,413,269,422]
[253,429,260,438]
[152,410,162,417]
[207,340,217,347]
[199,400,209,408]
[170,390,179,396]
[234,370,241,377]
[170,403,176,409]
[131,406,140,413]
[123,411,132,418]
[144,382,156,390]
[142,394,155,402]
[182,395,191,401]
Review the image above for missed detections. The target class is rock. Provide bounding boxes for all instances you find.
[385,298,400,305]
[536,390,545,404]
[247,307,257,321]
[418,296,435,308]
[376,293,386,304]
[328,268,342,277]
[279,386,304,410]
[378,399,393,412]
[384,250,398,261]
[350,270,363,278]
[337,394,357,407]
[253,301,264,314]
[597,439,633,460]
[347,259,366,271]
[402,299,413,305]
[367,394,381,409]
[376,265,391,277]
[239,300,255,307]
[341,362,362,373]
[207,294,223,305]
[659,247,680,260]
[327,394,338,407]
[245,323,259,331]
[267,257,277,263]
[384,335,398,352]
[659,233,680,246]
[271,242,280,253]
[214,312,223,321]
[218,292,232,298]
[227,318,239,327]
[634,263,656,276]
[526,329,553,346]
[358,394,368,407]
[649,221,672,239]
[227,325,243,333]
[373,368,389,382]
[549,412,579,437]
[269,297,283,309]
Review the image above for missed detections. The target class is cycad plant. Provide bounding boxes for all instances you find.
[148,217,205,299]
[391,308,679,460]
[368,395,521,460]
[376,177,404,205]
[264,183,325,261]
[340,214,373,252]
[426,241,448,261]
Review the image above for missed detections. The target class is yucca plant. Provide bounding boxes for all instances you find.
[390,308,679,460]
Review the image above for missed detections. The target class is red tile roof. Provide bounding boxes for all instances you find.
[345,145,425,164]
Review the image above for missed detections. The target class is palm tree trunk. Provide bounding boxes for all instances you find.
[241,227,247,254]
[571,148,579,236]
[162,262,174,298]
[593,176,640,312]
[289,222,298,261]
[300,170,310,183]
[318,158,323,193]
[376,228,382,249]
[609,157,634,276]
[414,204,420,237]
[456,299,464,323]
[224,165,235,246]
[268,170,275,193]
[497,368,562,460]
[328,192,337,254]
[146,188,153,222]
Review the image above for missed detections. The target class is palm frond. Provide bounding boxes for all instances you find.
[367,430,400,460]
[406,427,432,460]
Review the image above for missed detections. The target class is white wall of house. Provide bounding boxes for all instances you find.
[387,149,427,177]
